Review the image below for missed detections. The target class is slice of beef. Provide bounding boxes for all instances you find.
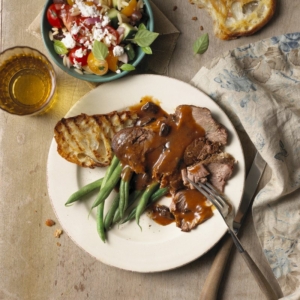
[174,105,228,145]
[184,137,222,166]
[186,152,235,192]
[182,165,209,190]
[170,189,213,232]
[111,127,155,174]
[158,163,185,192]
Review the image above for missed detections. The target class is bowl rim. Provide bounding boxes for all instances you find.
[40,0,155,83]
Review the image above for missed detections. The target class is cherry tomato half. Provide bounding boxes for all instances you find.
[87,52,108,75]
[46,4,63,28]
[121,0,137,17]
[57,5,76,32]
[68,47,89,66]
[106,50,119,72]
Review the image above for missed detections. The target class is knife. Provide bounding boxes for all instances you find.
[199,151,268,300]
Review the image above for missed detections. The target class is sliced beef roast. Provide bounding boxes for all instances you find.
[170,189,213,232]
[185,152,235,192]
[111,127,156,174]
[183,137,222,166]
[174,105,228,145]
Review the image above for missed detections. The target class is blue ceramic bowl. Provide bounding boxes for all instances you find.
[41,0,154,83]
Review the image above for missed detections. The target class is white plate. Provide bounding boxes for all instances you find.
[47,74,245,273]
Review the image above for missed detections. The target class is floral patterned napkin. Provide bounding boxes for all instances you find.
[191,33,300,299]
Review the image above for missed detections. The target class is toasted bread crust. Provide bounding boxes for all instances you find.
[54,111,138,168]
[189,0,276,40]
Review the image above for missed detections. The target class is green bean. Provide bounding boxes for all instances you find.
[91,162,122,209]
[113,190,142,224]
[121,187,169,224]
[119,167,133,218]
[149,187,169,203]
[65,178,104,207]
[136,181,159,230]
[104,193,120,230]
[97,201,106,243]
[101,155,119,188]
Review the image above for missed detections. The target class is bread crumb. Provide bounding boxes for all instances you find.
[54,229,63,238]
[200,25,204,30]
[57,242,61,247]
[192,17,198,21]
[173,6,177,11]
[45,219,56,227]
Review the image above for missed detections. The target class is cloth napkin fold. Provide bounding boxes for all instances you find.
[26,1,180,87]
[191,33,300,300]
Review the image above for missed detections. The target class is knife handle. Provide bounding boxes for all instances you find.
[241,251,278,300]
[199,235,234,300]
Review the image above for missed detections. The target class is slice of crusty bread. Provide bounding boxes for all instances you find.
[189,0,276,40]
[54,111,138,168]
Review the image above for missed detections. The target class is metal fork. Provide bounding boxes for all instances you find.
[185,178,278,300]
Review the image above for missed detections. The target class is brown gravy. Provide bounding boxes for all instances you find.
[129,96,205,180]
[127,97,213,228]
[171,189,213,229]
[147,204,175,226]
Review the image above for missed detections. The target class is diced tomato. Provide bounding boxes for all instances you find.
[68,46,89,66]
[46,4,63,28]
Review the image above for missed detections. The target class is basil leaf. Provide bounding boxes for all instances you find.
[138,23,147,31]
[133,30,159,48]
[92,40,108,60]
[53,40,68,55]
[120,64,136,71]
[141,46,152,54]
[193,33,209,54]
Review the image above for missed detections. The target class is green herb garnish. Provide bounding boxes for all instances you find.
[132,29,159,48]
[193,33,209,54]
[141,46,152,54]
[54,40,68,55]
[92,40,108,60]
[120,64,136,71]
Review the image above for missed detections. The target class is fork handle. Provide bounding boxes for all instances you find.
[199,235,234,300]
[241,250,278,300]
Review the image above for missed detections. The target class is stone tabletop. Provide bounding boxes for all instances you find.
[0,1,297,299]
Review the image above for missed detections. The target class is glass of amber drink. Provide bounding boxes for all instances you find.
[0,46,56,116]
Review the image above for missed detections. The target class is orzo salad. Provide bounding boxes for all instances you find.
[46,0,158,75]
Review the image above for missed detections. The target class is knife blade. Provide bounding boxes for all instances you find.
[233,151,266,232]
[199,151,267,300]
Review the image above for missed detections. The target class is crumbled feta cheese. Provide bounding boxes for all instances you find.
[73,59,82,69]
[93,28,105,41]
[75,48,87,58]
[113,45,124,57]
[102,15,110,27]
[95,22,102,29]
[75,0,98,17]
[61,33,76,49]
[116,69,121,74]
[70,24,81,35]
[84,40,92,49]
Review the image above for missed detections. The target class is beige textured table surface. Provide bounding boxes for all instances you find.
[0,1,297,299]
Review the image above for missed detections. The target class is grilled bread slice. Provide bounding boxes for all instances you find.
[189,0,276,40]
[54,110,138,168]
